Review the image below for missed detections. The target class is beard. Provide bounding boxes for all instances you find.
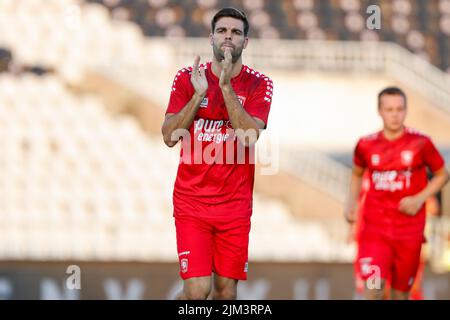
[213,42,244,63]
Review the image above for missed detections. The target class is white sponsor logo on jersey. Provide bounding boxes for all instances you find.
[372,170,412,191]
[194,118,233,144]
[371,154,380,166]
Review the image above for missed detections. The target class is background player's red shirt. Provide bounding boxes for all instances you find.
[166,62,273,218]
[353,128,445,239]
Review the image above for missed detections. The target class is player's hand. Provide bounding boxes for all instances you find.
[346,222,357,244]
[399,196,425,216]
[219,48,233,88]
[344,202,358,244]
[344,202,357,224]
[190,56,208,97]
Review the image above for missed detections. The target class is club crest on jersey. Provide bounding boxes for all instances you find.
[401,150,414,166]
[237,95,246,106]
[371,154,380,166]
[180,258,188,273]
[200,97,208,108]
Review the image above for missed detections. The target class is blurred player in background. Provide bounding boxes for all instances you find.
[345,86,449,300]
[162,7,273,300]
[349,176,441,300]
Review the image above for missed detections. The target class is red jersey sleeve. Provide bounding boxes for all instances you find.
[353,139,367,168]
[244,76,273,127]
[166,68,194,115]
[423,138,445,172]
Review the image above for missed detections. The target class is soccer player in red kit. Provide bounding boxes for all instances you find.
[161,7,273,300]
[345,87,449,300]
[350,173,431,300]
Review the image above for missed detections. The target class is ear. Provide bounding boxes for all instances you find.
[243,37,249,49]
[209,33,214,46]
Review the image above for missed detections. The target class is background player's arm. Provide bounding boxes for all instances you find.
[399,167,449,216]
[162,56,208,147]
[344,165,365,224]
[219,49,265,147]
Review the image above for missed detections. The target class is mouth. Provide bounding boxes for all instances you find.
[221,43,235,50]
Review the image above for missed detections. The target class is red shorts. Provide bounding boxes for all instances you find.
[353,261,365,297]
[357,230,423,292]
[174,214,251,281]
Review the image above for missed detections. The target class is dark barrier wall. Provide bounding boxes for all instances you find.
[0,262,448,299]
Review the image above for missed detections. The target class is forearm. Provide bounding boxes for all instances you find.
[345,171,363,223]
[221,85,261,146]
[162,93,204,147]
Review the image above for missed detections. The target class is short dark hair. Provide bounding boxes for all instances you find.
[211,7,249,36]
[378,86,407,108]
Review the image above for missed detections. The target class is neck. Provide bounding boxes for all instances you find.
[383,126,405,141]
[211,57,243,79]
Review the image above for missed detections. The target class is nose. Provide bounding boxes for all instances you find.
[224,30,232,40]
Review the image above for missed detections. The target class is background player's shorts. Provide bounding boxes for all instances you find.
[174,214,251,281]
[357,230,423,292]
[353,260,366,298]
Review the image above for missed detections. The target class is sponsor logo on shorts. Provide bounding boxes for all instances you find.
[244,262,248,273]
[180,258,188,273]
[359,257,373,276]
[178,251,190,257]
[408,277,414,286]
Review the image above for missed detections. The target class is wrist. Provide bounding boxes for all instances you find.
[194,92,206,100]
[220,83,233,93]
[417,194,427,206]
[412,193,426,204]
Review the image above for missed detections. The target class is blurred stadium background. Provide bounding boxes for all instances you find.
[0,0,450,299]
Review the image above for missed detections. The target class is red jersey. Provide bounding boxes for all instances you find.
[353,128,445,238]
[166,62,273,218]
